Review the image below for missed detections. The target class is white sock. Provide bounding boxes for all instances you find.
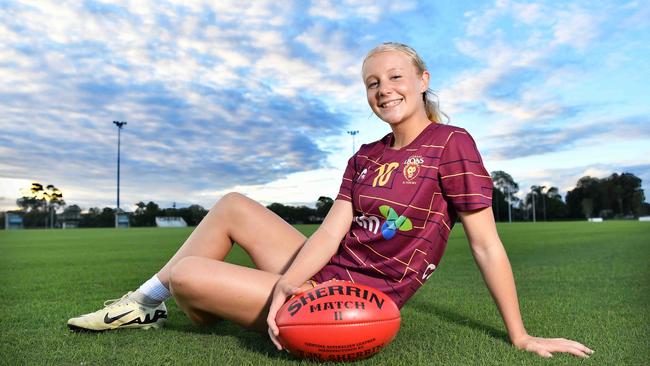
[136,275,171,303]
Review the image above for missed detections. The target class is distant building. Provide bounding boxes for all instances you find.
[155,216,187,228]
[116,213,130,228]
[4,212,23,230]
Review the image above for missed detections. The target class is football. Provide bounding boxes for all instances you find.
[275,280,401,362]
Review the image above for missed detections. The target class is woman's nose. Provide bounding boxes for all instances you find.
[378,83,391,96]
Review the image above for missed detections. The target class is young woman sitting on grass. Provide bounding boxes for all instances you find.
[68,42,594,359]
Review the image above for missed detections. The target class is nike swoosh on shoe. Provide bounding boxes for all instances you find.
[104,310,135,324]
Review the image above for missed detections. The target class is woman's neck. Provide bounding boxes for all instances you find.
[389,116,432,149]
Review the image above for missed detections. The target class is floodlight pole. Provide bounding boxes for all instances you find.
[505,185,512,223]
[531,187,536,223]
[113,121,127,227]
[541,185,547,221]
[347,130,359,154]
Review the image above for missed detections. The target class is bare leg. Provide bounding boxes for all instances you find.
[158,192,307,284]
[170,257,306,331]
[159,192,311,329]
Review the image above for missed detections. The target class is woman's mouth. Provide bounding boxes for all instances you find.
[380,99,403,108]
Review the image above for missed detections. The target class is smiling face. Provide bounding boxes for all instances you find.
[362,51,430,126]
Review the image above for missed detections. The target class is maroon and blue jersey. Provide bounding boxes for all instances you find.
[312,123,493,308]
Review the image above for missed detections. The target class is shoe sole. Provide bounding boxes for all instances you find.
[67,323,163,332]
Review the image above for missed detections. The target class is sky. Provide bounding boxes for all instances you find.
[1,0,649,212]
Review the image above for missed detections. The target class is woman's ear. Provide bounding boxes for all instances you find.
[420,70,430,93]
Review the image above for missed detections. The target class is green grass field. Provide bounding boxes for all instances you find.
[1,221,648,365]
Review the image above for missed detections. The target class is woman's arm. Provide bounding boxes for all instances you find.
[267,199,353,349]
[277,199,352,286]
[458,207,594,358]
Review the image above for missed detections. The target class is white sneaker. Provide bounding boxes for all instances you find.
[67,292,167,332]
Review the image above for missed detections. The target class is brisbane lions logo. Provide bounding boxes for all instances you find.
[403,155,423,181]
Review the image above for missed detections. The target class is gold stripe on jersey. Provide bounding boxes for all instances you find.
[441,171,491,179]
[338,193,352,200]
[356,154,383,167]
[351,231,428,283]
[344,240,366,265]
[444,130,468,145]
[370,264,386,275]
[345,268,355,283]
[446,192,492,199]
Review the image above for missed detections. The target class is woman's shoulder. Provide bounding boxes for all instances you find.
[430,123,469,135]
[424,123,473,146]
[355,132,392,156]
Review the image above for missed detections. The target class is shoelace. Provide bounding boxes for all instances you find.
[103,292,135,308]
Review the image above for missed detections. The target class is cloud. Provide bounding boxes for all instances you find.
[442,0,642,130]
[483,114,650,160]
[0,0,422,210]
[308,0,417,22]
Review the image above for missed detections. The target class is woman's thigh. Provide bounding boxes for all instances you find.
[162,192,307,277]
[170,256,302,332]
[219,193,307,273]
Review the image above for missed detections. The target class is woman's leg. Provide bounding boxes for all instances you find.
[67,192,307,332]
[158,192,307,283]
[160,192,311,329]
[169,257,292,331]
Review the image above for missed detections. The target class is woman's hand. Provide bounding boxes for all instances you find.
[266,279,303,350]
[512,334,594,358]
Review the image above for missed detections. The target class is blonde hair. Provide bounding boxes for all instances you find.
[362,42,448,124]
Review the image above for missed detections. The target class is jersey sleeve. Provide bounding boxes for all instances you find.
[336,155,357,202]
[438,129,493,212]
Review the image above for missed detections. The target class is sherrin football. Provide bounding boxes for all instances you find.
[275,280,401,362]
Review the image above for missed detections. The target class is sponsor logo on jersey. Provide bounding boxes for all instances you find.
[403,155,423,183]
[378,205,413,240]
[357,168,368,182]
[354,215,380,234]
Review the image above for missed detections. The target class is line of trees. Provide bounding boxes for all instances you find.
[4,185,335,228]
[4,172,647,229]
[491,171,648,221]
[51,202,211,228]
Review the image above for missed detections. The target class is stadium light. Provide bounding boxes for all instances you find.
[505,185,512,223]
[347,130,359,154]
[541,185,547,221]
[113,121,127,227]
[531,187,536,223]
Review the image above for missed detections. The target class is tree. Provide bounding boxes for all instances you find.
[131,201,160,226]
[316,196,334,219]
[543,187,567,220]
[565,173,645,219]
[16,182,65,228]
[42,184,65,228]
[61,204,81,218]
[491,171,519,222]
[177,204,208,226]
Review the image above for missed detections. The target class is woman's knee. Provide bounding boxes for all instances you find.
[168,256,203,298]
[213,192,247,211]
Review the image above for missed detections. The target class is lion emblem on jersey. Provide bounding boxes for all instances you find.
[403,155,423,181]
